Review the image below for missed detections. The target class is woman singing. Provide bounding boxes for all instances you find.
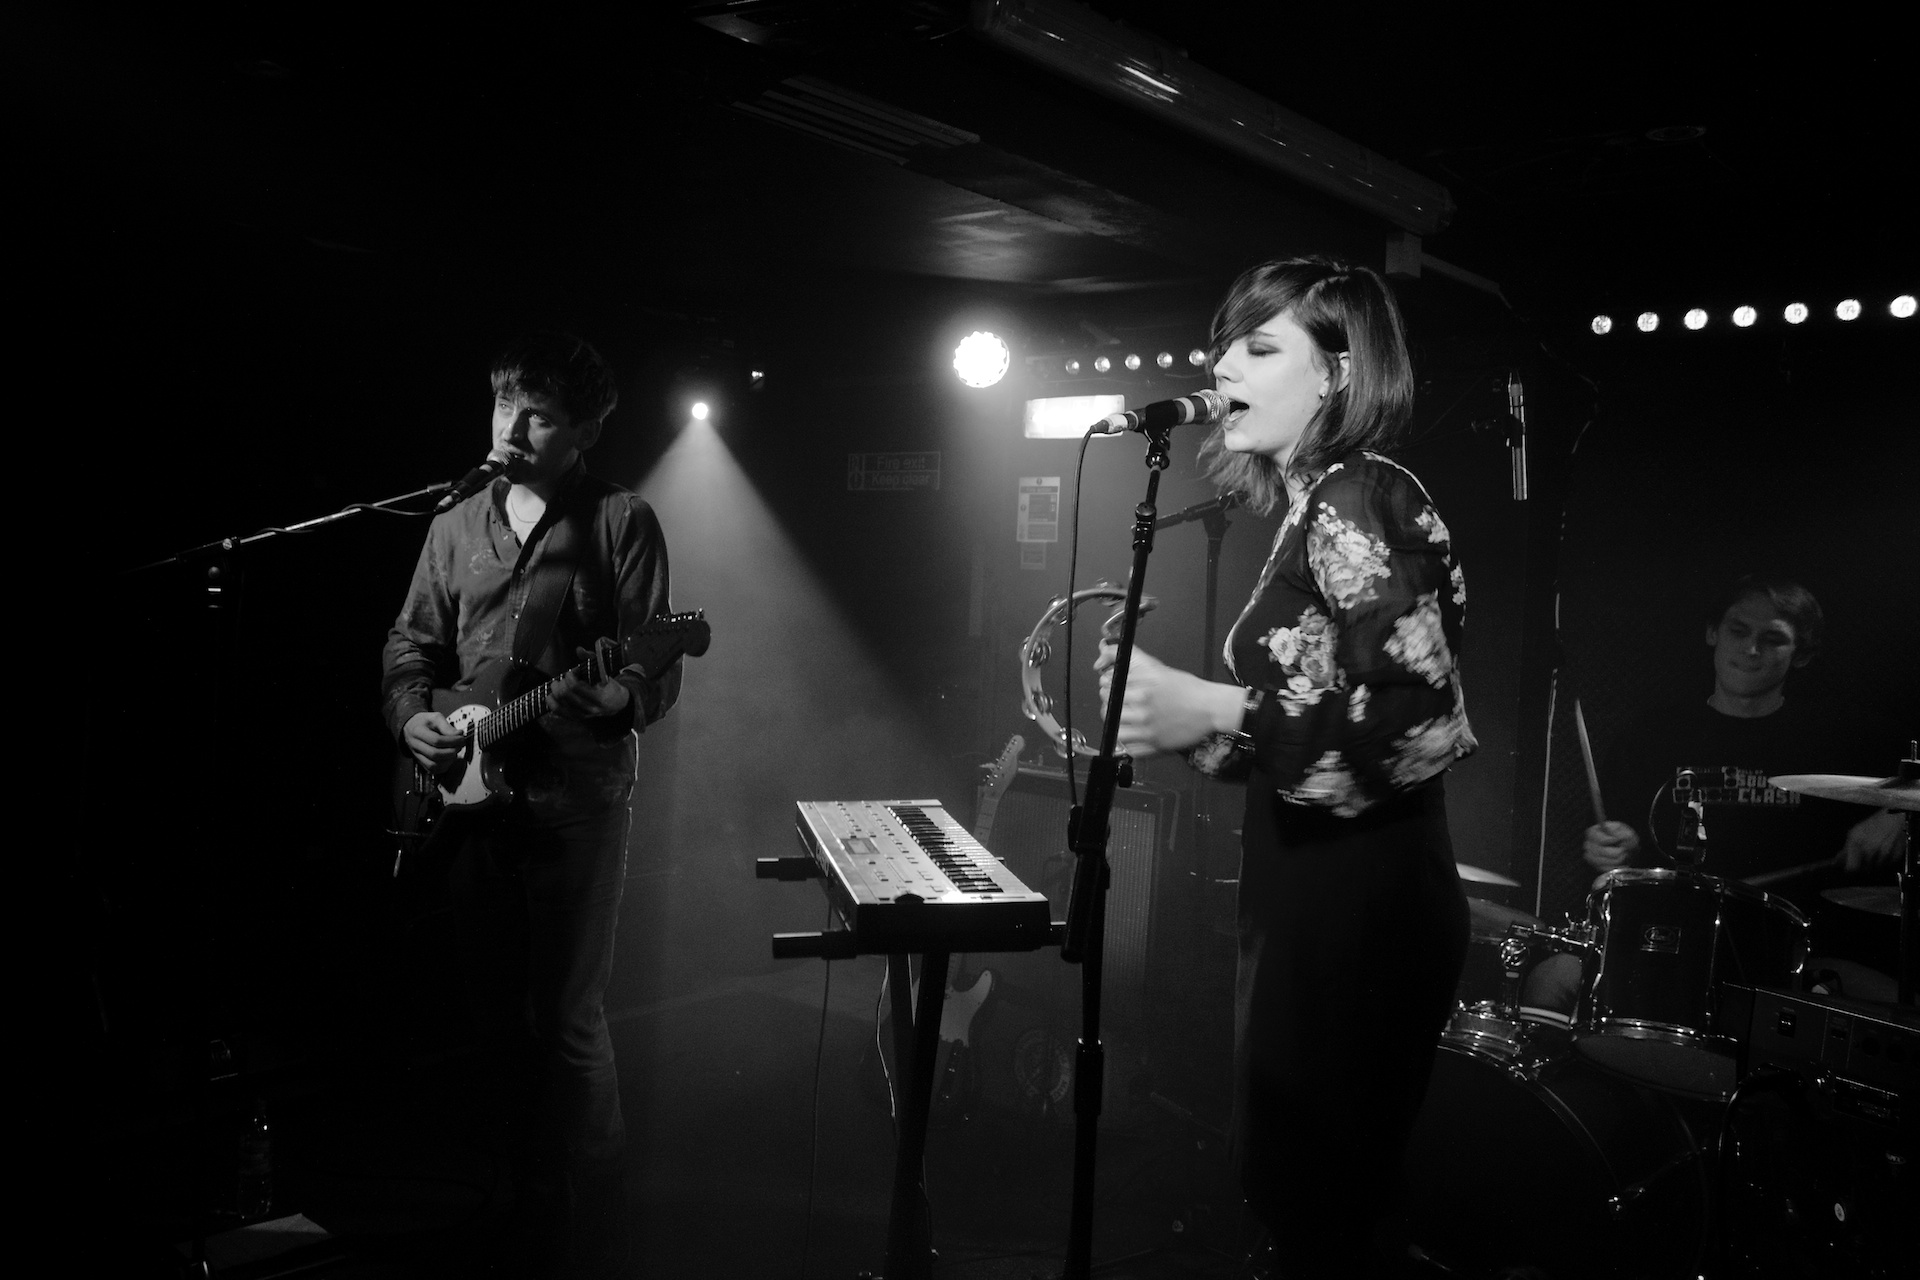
[1098,257,1474,1276]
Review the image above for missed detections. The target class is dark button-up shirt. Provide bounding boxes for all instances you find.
[380,460,680,811]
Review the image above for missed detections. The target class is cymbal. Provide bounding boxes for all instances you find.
[1468,897,1543,938]
[1821,886,1902,918]
[1457,862,1520,887]
[1771,774,1920,812]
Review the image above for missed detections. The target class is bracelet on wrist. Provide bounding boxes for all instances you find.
[1227,687,1263,747]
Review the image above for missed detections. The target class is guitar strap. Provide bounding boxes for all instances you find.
[510,495,588,673]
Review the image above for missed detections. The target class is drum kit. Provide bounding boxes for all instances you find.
[1405,770,1919,1278]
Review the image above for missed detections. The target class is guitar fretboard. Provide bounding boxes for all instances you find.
[477,680,557,749]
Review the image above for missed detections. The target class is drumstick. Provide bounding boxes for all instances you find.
[1744,855,1843,888]
[1574,698,1606,824]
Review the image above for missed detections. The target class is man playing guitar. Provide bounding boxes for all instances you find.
[380,331,682,1276]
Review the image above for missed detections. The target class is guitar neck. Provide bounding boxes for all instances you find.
[476,679,555,748]
[475,658,599,749]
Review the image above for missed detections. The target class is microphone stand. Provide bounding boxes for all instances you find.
[128,481,452,574]
[1059,422,1178,1279]
[123,477,454,1275]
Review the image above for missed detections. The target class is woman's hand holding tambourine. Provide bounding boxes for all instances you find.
[1096,643,1246,755]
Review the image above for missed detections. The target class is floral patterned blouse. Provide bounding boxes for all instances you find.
[1187,451,1476,815]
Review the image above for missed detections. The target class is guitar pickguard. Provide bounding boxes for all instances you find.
[437,702,499,808]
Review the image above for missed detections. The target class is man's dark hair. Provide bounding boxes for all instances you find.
[1710,573,1824,664]
[490,331,619,426]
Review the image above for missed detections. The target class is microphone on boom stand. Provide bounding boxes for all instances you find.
[434,451,512,513]
[1092,389,1244,435]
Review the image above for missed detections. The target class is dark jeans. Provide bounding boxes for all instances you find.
[449,797,631,1271]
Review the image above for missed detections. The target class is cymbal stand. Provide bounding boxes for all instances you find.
[1059,422,1176,1279]
[1900,742,1917,1006]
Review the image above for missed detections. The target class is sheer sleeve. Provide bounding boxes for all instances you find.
[1207,457,1475,814]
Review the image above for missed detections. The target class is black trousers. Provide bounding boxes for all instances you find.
[449,797,632,1274]
[1234,775,1469,1274]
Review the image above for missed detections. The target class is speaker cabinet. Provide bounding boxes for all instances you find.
[978,766,1177,1015]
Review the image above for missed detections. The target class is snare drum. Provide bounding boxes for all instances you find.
[1447,921,1581,1060]
[1578,867,1808,1098]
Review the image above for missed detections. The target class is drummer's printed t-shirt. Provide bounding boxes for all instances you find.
[1599,698,1870,902]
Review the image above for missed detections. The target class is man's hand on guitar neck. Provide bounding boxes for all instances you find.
[551,647,634,721]
[404,711,466,772]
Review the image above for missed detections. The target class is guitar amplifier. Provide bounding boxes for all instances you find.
[975,766,1176,1016]
[1720,985,1918,1275]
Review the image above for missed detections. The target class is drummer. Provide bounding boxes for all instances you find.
[1527,573,1907,1008]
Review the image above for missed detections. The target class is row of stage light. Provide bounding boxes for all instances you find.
[1593,295,1916,334]
[953,331,1209,389]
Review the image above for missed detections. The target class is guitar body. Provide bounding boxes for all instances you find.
[427,659,540,814]
[387,612,711,875]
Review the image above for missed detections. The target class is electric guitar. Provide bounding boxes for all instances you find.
[388,610,710,873]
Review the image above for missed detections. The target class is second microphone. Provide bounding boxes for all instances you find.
[1094,388,1245,435]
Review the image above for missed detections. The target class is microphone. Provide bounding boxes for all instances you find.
[435,450,512,512]
[1094,389,1243,435]
[1507,372,1528,501]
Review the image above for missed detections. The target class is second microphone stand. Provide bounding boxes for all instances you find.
[1058,421,1179,1279]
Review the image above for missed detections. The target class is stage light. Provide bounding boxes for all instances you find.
[1893,295,1917,318]
[1732,306,1757,328]
[1835,299,1862,321]
[1188,348,1207,366]
[1684,309,1708,330]
[1156,352,1173,369]
[1024,394,1127,439]
[1636,312,1659,332]
[1591,315,1613,335]
[953,330,1011,387]
[1065,358,1082,374]
[690,401,710,421]
[1783,303,1809,325]
[1093,356,1111,373]
[1123,353,1141,371]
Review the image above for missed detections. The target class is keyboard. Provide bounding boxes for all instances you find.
[785,799,1054,954]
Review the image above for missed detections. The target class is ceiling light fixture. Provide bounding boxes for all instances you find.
[954,331,1011,387]
[1636,312,1660,332]
[1684,309,1708,330]
[1732,307,1757,328]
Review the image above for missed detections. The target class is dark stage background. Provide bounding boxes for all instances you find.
[28,6,1917,1276]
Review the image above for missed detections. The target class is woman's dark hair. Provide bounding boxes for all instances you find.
[490,330,619,426]
[1709,573,1824,665]
[1198,256,1415,514]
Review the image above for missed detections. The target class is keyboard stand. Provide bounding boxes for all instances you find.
[763,924,948,1279]
[880,949,948,1280]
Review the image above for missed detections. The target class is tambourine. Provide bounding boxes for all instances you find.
[1018,582,1158,758]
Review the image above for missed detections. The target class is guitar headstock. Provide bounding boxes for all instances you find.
[987,734,1025,784]
[619,609,712,676]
